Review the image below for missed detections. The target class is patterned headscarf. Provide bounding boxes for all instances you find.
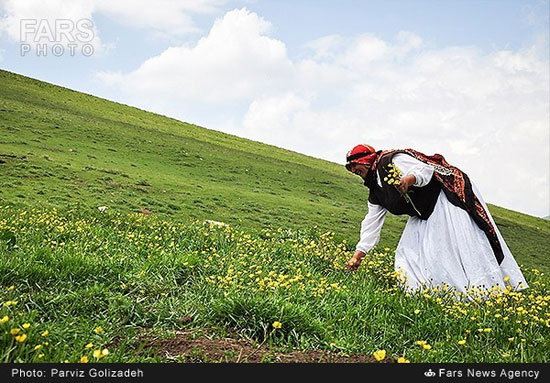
[345,144,377,171]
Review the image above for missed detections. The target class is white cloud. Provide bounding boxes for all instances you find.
[98,8,293,103]
[0,0,105,54]
[94,0,231,37]
[98,8,548,217]
[0,0,233,54]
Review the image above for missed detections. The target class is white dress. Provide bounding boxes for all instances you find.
[356,153,528,296]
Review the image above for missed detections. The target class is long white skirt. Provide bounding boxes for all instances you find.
[394,185,528,296]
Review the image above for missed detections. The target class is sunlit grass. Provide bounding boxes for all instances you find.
[1,206,548,363]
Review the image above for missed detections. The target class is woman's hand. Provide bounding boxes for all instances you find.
[345,250,366,271]
[397,174,416,194]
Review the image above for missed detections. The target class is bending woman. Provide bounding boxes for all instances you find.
[344,144,527,296]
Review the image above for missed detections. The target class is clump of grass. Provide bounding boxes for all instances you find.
[0,206,548,363]
[209,294,325,345]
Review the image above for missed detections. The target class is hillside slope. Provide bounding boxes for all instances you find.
[0,69,548,273]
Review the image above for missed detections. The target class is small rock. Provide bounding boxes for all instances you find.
[180,316,194,325]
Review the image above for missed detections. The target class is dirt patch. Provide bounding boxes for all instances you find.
[145,330,384,363]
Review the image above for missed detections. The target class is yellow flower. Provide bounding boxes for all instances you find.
[373,349,386,361]
[416,340,427,346]
[80,356,89,363]
[397,357,410,363]
[85,343,94,349]
[41,330,49,337]
[23,323,31,329]
[484,328,492,333]
[503,276,511,282]
[7,285,14,291]
[414,309,421,314]
[508,337,515,342]
[423,344,432,350]
[101,349,109,356]
[34,345,42,351]
[15,334,27,343]
[38,353,44,358]
[10,328,20,335]
[272,321,282,329]
[458,339,466,345]
[0,315,9,323]
[93,349,103,359]
[94,327,103,334]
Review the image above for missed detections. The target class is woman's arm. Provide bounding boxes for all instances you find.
[346,202,387,270]
[393,153,435,193]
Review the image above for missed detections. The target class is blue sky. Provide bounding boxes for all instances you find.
[0,0,549,217]
[2,0,547,96]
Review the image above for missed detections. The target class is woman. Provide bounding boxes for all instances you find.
[344,144,527,296]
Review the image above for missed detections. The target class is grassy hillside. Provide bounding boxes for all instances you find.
[0,206,548,363]
[0,69,549,363]
[0,69,548,273]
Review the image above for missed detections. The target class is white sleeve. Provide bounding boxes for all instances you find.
[356,202,387,254]
[393,153,434,187]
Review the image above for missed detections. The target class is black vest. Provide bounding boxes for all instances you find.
[364,152,441,219]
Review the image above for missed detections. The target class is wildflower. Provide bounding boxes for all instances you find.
[94,327,103,334]
[416,340,427,347]
[38,354,44,358]
[414,309,421,315]
[0,315,9,323]
[41,330,49,337]
[93,349,103,359]
[102,349,109,356]
[458,339,466,345]
[80,356,89,363]
[85,343,94,349]
[397,357,410,363]
[7,285,14,291]
[423,344,432,350]
[508,337,515,342]
[484,328,492,333]
[23,323,31,329]
[15,334,27,343]
[373,349,386,361]
[272,321,282,329]
[504,276,511,282]
[10,328,20,335]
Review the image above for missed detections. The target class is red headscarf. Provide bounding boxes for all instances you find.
[345,144,377,171]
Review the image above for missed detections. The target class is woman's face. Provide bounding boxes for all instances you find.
[350,163,370,179]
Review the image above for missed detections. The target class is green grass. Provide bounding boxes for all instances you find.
[1,69,547,273]
[0,69,549,362]
[0,207,548,363]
